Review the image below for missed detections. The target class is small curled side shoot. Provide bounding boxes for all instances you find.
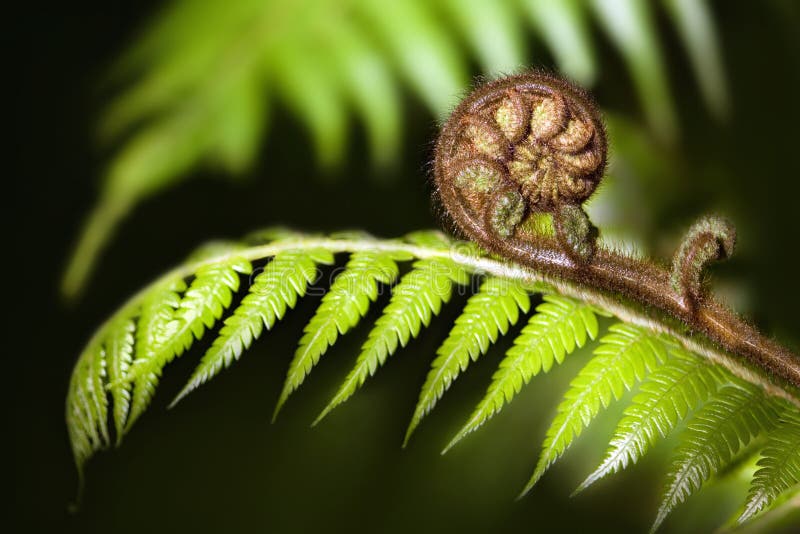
[553,205,597,262]
[671,216,737,310]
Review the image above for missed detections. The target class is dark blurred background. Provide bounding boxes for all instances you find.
[11,1,800,532]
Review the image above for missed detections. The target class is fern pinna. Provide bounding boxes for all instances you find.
[67,231,800,531]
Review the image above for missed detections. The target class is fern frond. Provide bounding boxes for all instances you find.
[66,340,107,469]
[576,348,728,493]
[441,0,525,77]
[523,323,670,494]
[739,408,800,523]
[315,253,470,425]
[731,484,800,534]
[65,231,800,531]
[325,18,402,169]
[103,316,136,442]
[66,369,93,473]
[128,255,251,426]
[521,0,595,85]
[126,277,186,430]
[588,0,675,140]
[663,0,729,118]
[155,257,252,364]
[273,249,407,417]
[444,295,600,453]
[404,276,531,445]
[652,384,781,532]
[174,249,335,406]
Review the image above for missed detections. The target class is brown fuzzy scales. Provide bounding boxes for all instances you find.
[434,71,800,391]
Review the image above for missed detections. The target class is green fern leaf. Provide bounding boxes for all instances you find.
[88,344,110,447]
[522,0,595,85]
[315,254,470,424]
[589,0,676,140]
[273,250,406,417]
[404,277,531,445]
[441,0,525,77]
[66,339,107,471]
[662,0,729,118]
[652,384,780,532]
[523,323,669,494]
[211,69,266,173]
[444,295,599,453]
[148,256,252,366]
[103,315,136,442]
[739,408,800,523]
[65,231,800,532]
[174,249,334,406]
[326,19,402,168]
[126,278,186,430]
[576,348,727,493]
[358,0,467,117]
[129,251,252,421]
[731,484,800,533]
[273,42,347,168]
[66,363,93,472]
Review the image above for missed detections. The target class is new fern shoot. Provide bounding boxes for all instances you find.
[66,72,799,532]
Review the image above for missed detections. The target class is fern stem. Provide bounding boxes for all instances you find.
[457,221,800,405]
[429,71,799,406]
[92,236,800,409]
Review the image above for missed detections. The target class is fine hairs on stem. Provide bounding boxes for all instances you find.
[433,70,800,391]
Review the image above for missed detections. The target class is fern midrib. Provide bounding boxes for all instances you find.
[87,237,800,409]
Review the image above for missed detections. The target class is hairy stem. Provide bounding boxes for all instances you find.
[440,183,800,400]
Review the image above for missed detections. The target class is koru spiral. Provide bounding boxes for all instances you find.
[433,71,800,391]
[434,71,606,262]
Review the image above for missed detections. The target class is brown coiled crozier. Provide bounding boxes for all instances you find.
[435,72,606,261]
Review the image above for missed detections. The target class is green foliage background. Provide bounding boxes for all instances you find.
[10,1,800,532]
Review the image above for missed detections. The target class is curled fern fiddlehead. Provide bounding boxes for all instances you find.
[436,71,605,261]
[433,71,800,392]
[670,214,736,310]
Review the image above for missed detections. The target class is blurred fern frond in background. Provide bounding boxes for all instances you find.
[62,0,729,299]
[67,230,799,532]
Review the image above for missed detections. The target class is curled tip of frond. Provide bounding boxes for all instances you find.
[671,215,736,307]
